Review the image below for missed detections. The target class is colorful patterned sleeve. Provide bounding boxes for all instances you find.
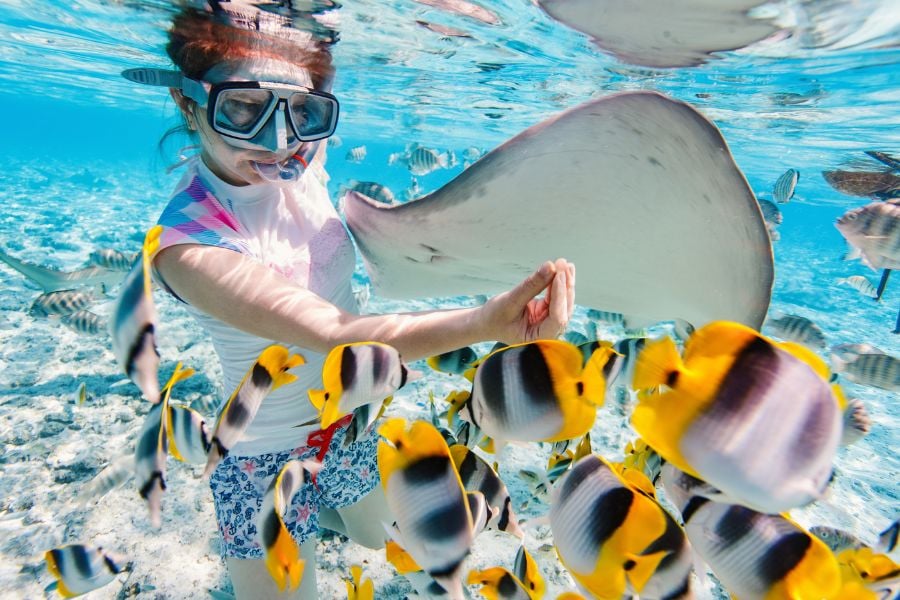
[153,174,248,301]
[156,175,248,255]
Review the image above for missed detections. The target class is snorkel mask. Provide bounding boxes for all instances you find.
[122,67,339,183]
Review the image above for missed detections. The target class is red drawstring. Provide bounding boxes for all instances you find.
[304,414,352,484]
[292,153,309,168]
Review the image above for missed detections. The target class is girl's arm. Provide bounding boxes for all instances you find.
[155,244,574,361]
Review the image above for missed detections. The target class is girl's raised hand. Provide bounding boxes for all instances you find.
[480,258,575,344]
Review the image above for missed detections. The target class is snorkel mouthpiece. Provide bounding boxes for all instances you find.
[252,153,310,184]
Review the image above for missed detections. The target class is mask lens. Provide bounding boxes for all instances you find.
[288,92,336,140]
[214,88,275,137]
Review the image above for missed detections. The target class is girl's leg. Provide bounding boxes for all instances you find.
[226,538,318,600]
[336,484,392,549]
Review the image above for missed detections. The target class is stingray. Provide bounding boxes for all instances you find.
[344,91,773,331]
[536,0,778,68]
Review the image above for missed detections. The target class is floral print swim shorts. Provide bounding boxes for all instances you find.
[208,416,380,559]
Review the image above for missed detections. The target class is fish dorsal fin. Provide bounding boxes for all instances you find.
[632,336,682,391]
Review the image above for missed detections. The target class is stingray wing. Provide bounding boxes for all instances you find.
[536,0,778,68]
[344,91,773,330]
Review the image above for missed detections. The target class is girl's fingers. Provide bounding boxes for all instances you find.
[549,265,568,336]
[566,262,576,318]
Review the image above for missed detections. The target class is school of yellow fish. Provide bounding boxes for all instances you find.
[2,172,896,598]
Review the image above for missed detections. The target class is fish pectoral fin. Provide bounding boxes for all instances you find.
[624,550,668,593]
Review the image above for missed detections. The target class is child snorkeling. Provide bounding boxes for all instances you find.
[125,3,574,598]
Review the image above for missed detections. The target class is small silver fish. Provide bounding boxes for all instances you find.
[836,275,878,298]
[564,330,590,346]
[345,180,397,205]
[62,309,106,335]
[832,350,900,391]
[831,342,885,361]
[88,248,138,271]
[30,289,94,317]
[327,134,343,148]
[346,145,367,162]
[766,314,827,350]
[836,199,900,270]
[773,168,799,203]
[391,144,449,176]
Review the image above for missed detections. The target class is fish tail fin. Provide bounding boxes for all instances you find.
[445,390,471,428]
[582,342,616,405]
[264,528,305,592]
[258,346,304,391]
[624,550,667,593]
[426,356,440,371]
[633,336,682,390]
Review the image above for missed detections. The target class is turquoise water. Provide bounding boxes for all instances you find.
[0,1,898,598]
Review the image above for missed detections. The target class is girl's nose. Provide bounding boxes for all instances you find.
[255,102,295,151]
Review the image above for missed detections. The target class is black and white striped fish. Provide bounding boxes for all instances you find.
[346,145,367,162]
[44,544,127,598]
[836,199,900,270]
[390,144,450,176]
[308,342,412,441]
[831,349,900,391]
[449,444,523,539]
[204,345,304,477]
[633,321,843,513]
[662,464,842,600]
[30,289,94,317]
[836,275,878,298]
[586,308,625,328]
[88,248,138,271]
[766,314,827,350]
[110,226,161,404]
[451,340,612,445]
[550,455,693,600]
[62,309,106,335]
[135,363,194,527]
[167,404,211,464]
[773,168,799,203]
[345,180,397,205]
[378,418,484,600]
[258,460,314,592]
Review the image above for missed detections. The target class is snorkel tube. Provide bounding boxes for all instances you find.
[250,142,319,185]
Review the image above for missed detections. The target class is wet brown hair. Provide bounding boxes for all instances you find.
[165,7,334,88]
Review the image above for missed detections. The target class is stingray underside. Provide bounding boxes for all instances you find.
[344,91,773,330]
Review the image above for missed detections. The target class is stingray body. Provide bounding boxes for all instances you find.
[345,92,773,331]
[536,0,778,68]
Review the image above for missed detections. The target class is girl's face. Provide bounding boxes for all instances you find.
[179,58,325,186]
